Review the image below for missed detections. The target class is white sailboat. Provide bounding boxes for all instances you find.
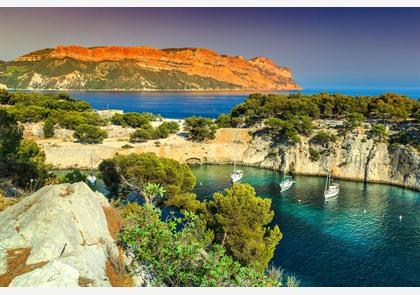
[231,169,243,183]
[86,152,97,187]
[324,172,339,198]
[280,173,295,192]
[230,133,243,183]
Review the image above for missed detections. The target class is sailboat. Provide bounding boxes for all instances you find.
[279,142,295,192]
[86,152,97,187]
[230,133,243,183]
[324,171,339,198]
[231,164,243,183]
[279,171,295,192]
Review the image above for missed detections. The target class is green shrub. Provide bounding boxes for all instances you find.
[264,118,301,144]
[310,131,335,147]
[184,116,217,142]
[74,124,107,144]
[43,118,55,138]
[345,112,364,130]
[216,113,233,128]
[155,124,170,138]
[129,122,178,143]
[119,204,280,287]
[129,128,154,143]
[111,112,153,128]
[309,147,320,162]
[0,89,13,105]
[370,124,387,142]
[159,121,179,133]
[63,169,87,183]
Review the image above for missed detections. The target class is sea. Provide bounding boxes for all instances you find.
[33,88,420,119]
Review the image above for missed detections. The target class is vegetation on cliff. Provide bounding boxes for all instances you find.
[221,92,419,149]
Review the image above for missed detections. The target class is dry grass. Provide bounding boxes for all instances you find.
[105,258,134,287]
[0,193,18,212]
[78,276,95,287]
[0,247,47,287]
[102,205,124,240]
[104,237,134,287]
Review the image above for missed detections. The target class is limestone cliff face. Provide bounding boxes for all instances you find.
[0,182,149,287]
[241,130,420,191]
[1,45,301,91]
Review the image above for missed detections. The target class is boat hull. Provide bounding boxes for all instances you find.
[280,181,294,192]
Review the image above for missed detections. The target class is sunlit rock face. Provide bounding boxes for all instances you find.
[3,45,301,91]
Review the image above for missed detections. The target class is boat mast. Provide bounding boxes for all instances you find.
[324,171,329,193]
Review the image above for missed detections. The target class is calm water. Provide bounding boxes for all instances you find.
[32,88,420,119]
[191,164,420,287]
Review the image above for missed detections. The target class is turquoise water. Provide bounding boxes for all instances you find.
[27,88,420,119]
[191,164,420,286]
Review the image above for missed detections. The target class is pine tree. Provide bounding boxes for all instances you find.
[43,119,55,138]
[206,183,282,272]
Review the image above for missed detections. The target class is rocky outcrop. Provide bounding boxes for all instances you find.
[241,127,420,191]
[0,182,125,287]
[1,45,300,91]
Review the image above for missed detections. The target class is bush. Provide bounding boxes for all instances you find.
[129,128,154,143]
[74,124,107,144]
[184,116,217,142]
[264,118,301,144]
[155,124,170,138]
[370,124,387,142]
[216,113,233,128]
[345,112,364,130]
[119,204,280,287]
[0,90,13,105]
[63,169,87,183]
[309,147,320,162]
[159,121,179,133]
[129,122,178,143]
[43,119,55,138]
[310,131,335,147]
[111,112,153,128]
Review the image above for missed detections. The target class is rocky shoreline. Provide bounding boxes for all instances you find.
[26,120,420,191]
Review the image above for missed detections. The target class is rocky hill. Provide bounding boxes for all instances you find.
[0,182,148,287]
[0,45,301,91]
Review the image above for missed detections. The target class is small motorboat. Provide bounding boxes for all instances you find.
[231,170,243,183]
[280,175,295,192]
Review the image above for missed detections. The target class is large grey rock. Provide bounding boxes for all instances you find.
[0,182,118,287]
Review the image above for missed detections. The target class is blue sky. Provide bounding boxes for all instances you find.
[0,8,419,89]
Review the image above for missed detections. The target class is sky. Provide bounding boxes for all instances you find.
[0,8,419,89]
